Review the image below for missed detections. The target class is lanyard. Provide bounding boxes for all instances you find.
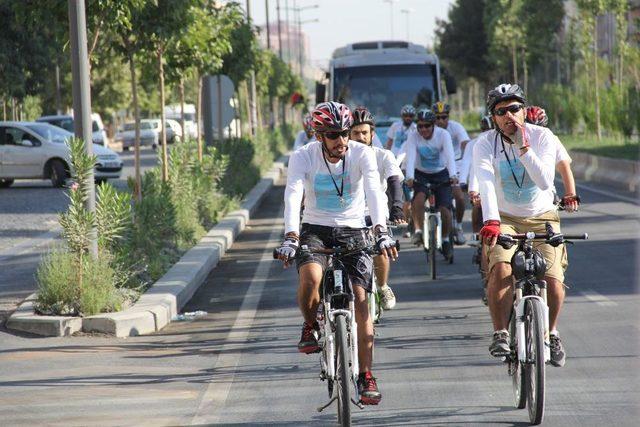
[322,149,346,201]
[498,133,526,190]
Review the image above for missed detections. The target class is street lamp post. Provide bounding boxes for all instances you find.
[292,4,318,78]
[68,0,97,258]
[384,0,398,40]
[401,8,413,41]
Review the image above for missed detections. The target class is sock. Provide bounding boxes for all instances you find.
[495,329,508,335]
[456,221,463,230]
[414,229,422,234]
[378,283,388,290]
[550,330,559,337]
[443,236,450,242]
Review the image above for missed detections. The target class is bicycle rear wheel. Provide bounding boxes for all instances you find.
[335,315,352,426]
[509,308,526,409]
[429,215,437,280]
[525,299,546,425]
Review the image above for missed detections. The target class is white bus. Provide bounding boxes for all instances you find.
[318,40,456,141]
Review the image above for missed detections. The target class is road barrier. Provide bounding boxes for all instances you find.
[569,151,640,193]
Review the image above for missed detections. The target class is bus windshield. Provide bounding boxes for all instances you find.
[333,64,437,122]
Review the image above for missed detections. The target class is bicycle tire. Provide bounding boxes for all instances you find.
[509,308,526,409]
[429,215,437,280]
[525,299,546,425]
[335,315,352,426]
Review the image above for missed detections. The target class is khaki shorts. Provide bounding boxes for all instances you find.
[487,210,568,282]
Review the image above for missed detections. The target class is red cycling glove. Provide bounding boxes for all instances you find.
[479,220,501,242]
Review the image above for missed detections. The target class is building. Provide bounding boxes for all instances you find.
[259,21,311,78]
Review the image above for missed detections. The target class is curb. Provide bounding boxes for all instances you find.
[7,156,287,337]
[570,150,640,193]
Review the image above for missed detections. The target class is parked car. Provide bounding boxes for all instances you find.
[36,113,109,146]
[164,104,197,139]
[0,121,122,188]
[141,118,183,143]
[114,121,159,151]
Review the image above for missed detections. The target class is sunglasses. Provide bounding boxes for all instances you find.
[417,123,434,129]
[494,104,524,116]
[323,130,350,140]
[435,115,449,120]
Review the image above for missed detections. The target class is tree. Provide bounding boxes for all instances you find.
[434,0,491,84]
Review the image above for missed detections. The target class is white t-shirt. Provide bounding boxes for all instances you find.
[364,146,404,218]
[386,121,417,160]
[284,140,386,234]
[554,136,571,163]
[473,124,557,221]
[372,133,384,149]
[404,126,456,180]
[459,134,485,186]
[293,130,315,151]
[444,119,470,160]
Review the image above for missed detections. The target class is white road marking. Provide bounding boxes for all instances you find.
[581,290,617,307]
[573,181,638,204]
[191,212,283,425]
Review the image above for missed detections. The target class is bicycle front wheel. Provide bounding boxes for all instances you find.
[335,315,352,426]
[428,215,438,280]
[525,299,546,425]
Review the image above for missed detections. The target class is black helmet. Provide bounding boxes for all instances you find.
[416,108,436,124]
[486,84,526,114]
[480,115,493,131]
[352,106,375,128]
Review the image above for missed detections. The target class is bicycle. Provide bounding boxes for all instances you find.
[274,239,398,426]
[469,233,488,305]
[414,180,454,280]
[496,223,587,425]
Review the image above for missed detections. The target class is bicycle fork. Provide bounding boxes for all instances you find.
[514,287,551,363]
[424,211,442,251]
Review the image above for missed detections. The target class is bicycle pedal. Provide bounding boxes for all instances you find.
[352,398,365,409]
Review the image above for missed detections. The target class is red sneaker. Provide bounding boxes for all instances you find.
[297,322,320,354]
[358,371,382,405]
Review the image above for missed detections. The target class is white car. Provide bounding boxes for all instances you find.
[36,113,109,146]
[115,121,159,150]
[141,118,183,143]
[0,122,122,188]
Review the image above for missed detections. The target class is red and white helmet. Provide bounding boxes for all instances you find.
[311,101,353,132]
[526,106,548,127]
[302,113,314,132]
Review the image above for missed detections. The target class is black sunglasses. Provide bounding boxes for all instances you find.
[435,115,449,120]
[324,130,350,140]
[417,123,434,129]
[494,104,524,116]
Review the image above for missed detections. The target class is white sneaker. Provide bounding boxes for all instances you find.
[454,228,466,245]
[378,285,396,310]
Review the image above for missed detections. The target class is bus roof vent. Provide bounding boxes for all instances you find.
[352,42,379,50]
[381,41,409,49]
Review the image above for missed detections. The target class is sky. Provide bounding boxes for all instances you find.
[245,0,456,67]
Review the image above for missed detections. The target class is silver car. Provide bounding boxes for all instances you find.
[0,122,122,188]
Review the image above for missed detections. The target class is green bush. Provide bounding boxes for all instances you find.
[36,249,121,316]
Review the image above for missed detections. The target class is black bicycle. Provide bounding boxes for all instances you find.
[274,239,398,426]
[496,223,587,425]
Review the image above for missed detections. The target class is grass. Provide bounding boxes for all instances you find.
[557,134,639,161]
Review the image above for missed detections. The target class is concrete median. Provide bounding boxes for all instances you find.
[570,151,640,193]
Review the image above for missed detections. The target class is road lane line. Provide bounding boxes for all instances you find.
[580,290,617,307]
[191,211,283,425]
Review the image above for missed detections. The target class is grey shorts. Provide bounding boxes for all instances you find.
[296,223,374,292]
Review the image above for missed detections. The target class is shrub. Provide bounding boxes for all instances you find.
[35,249,121,316]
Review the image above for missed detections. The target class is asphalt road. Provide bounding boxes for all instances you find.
[0,148,159,320]
[0,173,637,426]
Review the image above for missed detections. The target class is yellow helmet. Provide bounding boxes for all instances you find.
[431,101,451,114]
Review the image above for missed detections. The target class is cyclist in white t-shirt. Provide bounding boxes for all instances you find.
[433,102,470,245]
[292,114,316,151]
[350,106,406,311]
[385,104,417,231]
[276,102,398,404]
[404,108,457,261]
[474,84,570,367]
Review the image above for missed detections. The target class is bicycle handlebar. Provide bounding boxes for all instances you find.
[272,240,400,260]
